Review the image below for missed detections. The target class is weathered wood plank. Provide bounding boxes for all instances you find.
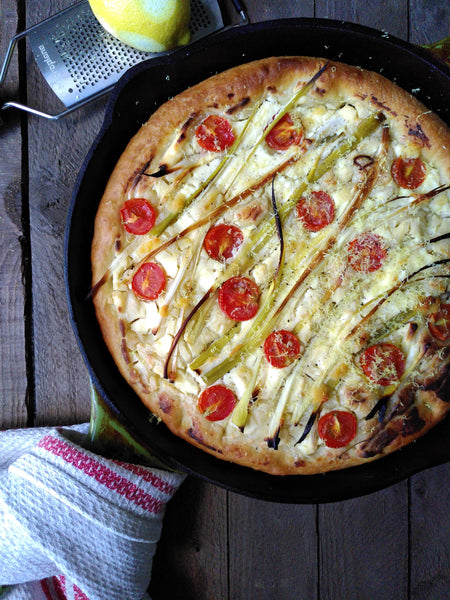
[406,2,450,598]
[410,464,450,600]
[0,0,28,428]
[243,0,314,21]
[319,483,409,599]
[149,479,229,600]
[229,496,317,599]
[315,0,408,39]
[409,0,450,45]
[25,1,105,425]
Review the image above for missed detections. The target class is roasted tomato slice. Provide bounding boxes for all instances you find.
[196,115,235,152]
[265,113,303,150]
[318,410,358,448]
[120,198,156,235]
[198,384,237,421]
[263,330,301,368]
[360,342,405,386]
[427,303,450,341]
[218,276,259,321]
[203,224,244,262]
[131,262,166,301]
[391,156,426,189]
[348,232,387,273]
[296,190,335,232]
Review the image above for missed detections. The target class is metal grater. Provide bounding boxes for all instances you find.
[0,0,248,119]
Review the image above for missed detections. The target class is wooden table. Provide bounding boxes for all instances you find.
[1,1,449,598]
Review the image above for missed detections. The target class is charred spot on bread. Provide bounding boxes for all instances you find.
[128,158,153,191]
[177,112,199,144]
[226,96,251,114]
[158,393,173,414]
[187,427,223,453]
[359,427,398,458]
[370,94,397,116]
[399,406,426,437]
[407,122,430,148]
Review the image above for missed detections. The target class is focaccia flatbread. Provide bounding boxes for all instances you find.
[92,57,450,474]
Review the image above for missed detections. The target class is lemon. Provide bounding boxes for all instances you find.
[88,0,191,52]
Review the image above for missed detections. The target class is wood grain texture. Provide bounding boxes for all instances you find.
[246,0,314,21]
[315,0,408,39]
[319,483,409,599]
[149,479,228,600]
[410,464,450,600]
[0,0,28,428]
[25,1,105,425]
[407,3,450,600]
[228,496,317,599]
[409,0,450,45]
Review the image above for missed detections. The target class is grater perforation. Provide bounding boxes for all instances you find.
[190,0,214,34]
[47,2,167,97]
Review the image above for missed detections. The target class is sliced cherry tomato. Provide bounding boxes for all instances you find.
[218,276,259,321]
[131,262,166,301]
[391,156,426,189]
[265,113,303,150]
[348,232,387,273]
[198,384,237,421]
[296,190,335,232]
[120,198,156,235]
[427,303,450,341]
[195,115,235,152]
[360,342,405,386]
[318,410,358,448]
[203,224,244,262]
[263,330,301,368]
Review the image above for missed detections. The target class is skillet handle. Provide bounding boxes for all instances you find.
[87,381,175,471]
[421,35,450,67]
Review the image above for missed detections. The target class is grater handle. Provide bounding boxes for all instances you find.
[0,27,84,120]
[0,26,113,120]
[0,1,89,88]
[2,88,112,120]
[0,32,24,88]
[230,0,250,23]
[87,381,174,470]
[421,35,450,68]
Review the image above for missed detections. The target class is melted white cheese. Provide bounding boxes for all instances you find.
[109,80,450,462]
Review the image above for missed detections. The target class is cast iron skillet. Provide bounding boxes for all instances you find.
[65,18,450,503]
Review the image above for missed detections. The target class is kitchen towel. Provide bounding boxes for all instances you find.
[0,424,185,600]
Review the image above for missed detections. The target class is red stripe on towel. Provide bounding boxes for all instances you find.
[41,576,66,600]
[37,436,164,514]
[73,583,90,600]
[114,460,177,495]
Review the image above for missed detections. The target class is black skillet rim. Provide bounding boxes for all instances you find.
[65,18,450,503]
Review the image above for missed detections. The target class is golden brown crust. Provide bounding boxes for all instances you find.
[92,57,450,475]
[92,56,450,278]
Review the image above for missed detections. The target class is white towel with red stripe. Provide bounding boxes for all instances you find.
[0,424,185,600]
